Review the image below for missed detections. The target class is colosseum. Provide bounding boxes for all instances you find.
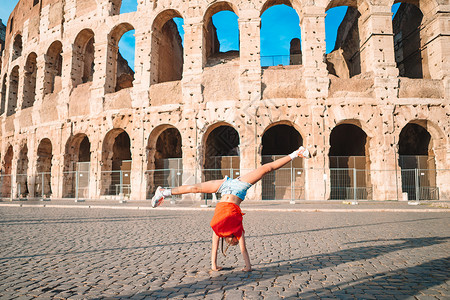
[0,0,448,203]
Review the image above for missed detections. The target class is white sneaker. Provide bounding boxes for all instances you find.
[298,146,311,159]
[151,186,165,208]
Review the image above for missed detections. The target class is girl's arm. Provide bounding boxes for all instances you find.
[211,232,222,271]
[239,233,252,271]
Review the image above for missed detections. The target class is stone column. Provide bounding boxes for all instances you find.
[182,18,204,106]
[131,24,152,108]
[89,37,109,115]
[238,12,261,102]
[130,124,146,200]
[422,6,450,98]
[26,133,37,199]
[300,6,329,100]
[358,4,399,101]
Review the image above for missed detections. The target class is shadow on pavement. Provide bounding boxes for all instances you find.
[103,236,449,299]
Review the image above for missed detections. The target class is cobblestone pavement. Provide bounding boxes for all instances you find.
[0,207,449,299]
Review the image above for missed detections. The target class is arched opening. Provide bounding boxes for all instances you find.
[12,34,22,60]
[203,2,240,65]
[23,53,37,109]
[204,125,240,192]
[1,146,13,198]
[325,3,361,78]
[1,75,7,115]
[398,123,437,200]
[16,145,29,198]
[392,2,428,79]
[146,126,182,198]
[260,3,302,67]
[63,134,91,198]
[7,66,19,116]
[106,23,135,93]
[261,124,303,200]
[329,123,371,200]
[101,129,132,196]
[151,11,184,84]
[36,139,53,198]
[71,29,95,88]
[44,41,63,95]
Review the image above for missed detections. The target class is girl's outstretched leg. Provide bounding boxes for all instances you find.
[239,146,310,185]
[151,179,224,208]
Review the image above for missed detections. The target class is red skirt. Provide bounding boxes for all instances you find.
[210,202,245,239]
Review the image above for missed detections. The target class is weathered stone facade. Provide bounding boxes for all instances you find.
[0,0,449,201]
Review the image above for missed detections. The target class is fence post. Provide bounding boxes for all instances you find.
[415,168,420,201]
[41,173,44,198]
[75,170,79,201]
[290,167,295,204]
[353,168,357,200]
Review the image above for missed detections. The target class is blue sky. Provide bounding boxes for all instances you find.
[2,1,401,69]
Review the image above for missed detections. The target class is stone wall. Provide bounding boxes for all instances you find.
[0,0,448,201]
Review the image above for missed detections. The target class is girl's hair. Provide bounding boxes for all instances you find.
[221,235,237,256]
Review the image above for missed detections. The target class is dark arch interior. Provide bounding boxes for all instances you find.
[399,123,430,156]
[155,128,182,162]
[78,136,91,162]
[204,125,240,171]
[393,3,425,78]
[329,124,367,157]
[112,131,132,171]
[262,124,301,156]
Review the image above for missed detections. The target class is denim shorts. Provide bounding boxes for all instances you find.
[217,176,252,201]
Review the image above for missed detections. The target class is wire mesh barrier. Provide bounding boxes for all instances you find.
[100,170,131,197]
[261,54,302,67]
[0,167,447,201]
[35,172,52,198]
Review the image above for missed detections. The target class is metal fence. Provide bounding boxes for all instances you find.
[0,167,446,201]
[261,54,302,67]
[100,170,131,197]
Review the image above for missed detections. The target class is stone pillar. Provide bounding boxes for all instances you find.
[131,25,152,108]
[89,37,109,115]
[304,105,328,200]
[358,4,399,101]
[51,153,63,199]
[182,19,204,106]
[238,12,261,102]
[300,6,329,100]
[89,147,102,200]
[26,134,37,199]
[130,125,146,200]
[422,6,450,99]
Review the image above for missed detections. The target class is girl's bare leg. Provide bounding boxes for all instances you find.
[239,146,310,185]
[239,155,292,185]
[171,179,224,195]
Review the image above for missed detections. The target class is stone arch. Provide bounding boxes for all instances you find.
[101,128,132,196]
[146,124,183,197]
[150,10,184,84]
[325,0,362,78]
[111,0,138,15]
[16,143,29,197]
[260,1,303,66]
[1,145,14,197]
[63,133,91,198]
[1,74,7,115]
[329,122,371,200]
[392,1,429,78]
[36,138,53,197]
[202,122,240,182]
[43,41,63,95]
[23,52,37,109]
[203,1,240,64]
[261,122,303,200]
[71,29,95,88]
[106,23,135,93]
[12,33,22,60]
[7,66,19,116]
[398,121,438,200]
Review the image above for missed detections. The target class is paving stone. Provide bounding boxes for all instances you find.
[1,208,449,300]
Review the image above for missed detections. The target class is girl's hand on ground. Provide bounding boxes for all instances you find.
[211,266,223,271]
